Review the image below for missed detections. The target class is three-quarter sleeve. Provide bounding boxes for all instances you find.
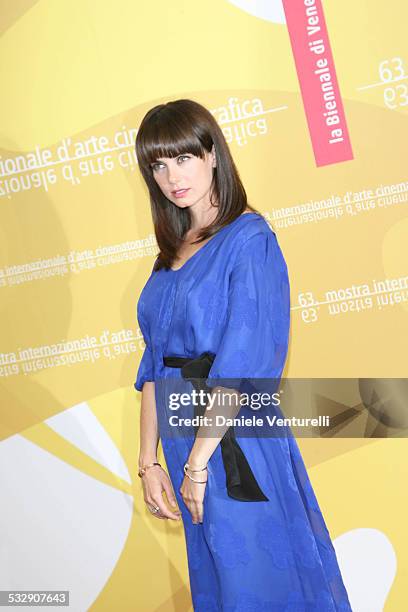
[205,229,290,392]
[134,341,155,391]
[134,290,155,392]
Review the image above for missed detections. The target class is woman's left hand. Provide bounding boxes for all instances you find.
[179,473,207,524]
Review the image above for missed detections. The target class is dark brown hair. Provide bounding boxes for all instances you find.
[135,98,262,271]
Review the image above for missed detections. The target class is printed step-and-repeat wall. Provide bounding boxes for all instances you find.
[0,1,407,610]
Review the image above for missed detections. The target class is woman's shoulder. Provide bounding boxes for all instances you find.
[221,212,278,269]
[230,212,276,247]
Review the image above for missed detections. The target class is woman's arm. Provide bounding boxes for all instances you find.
[187,385,242,466]
[180,385,242,524]
[139,382,181,521]
[138,381,159,466]
[188,230,290,467]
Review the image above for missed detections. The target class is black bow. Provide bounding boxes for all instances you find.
[163,352,268,502]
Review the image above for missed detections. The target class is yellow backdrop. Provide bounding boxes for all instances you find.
[0,1,407,610]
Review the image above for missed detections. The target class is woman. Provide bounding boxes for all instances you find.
[134,99,352,611]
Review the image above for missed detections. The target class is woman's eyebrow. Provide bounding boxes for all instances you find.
[154,154,187,162]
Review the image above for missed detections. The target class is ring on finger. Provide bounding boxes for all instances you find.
[148,505,160,514]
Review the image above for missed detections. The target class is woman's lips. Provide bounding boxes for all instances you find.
[172,188,190,198]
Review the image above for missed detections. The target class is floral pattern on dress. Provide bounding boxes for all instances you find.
[208,517,250,569]
[197,279,228,330]
[228,280,259,331]
[290,516,321,570]
[151,280,177,344]
[256,516,296,570]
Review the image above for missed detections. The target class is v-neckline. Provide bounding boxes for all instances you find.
[168,212,258,272]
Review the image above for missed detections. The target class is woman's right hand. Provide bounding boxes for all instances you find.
[141,465,182,521]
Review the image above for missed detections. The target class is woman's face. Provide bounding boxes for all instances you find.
[150,146,216,210]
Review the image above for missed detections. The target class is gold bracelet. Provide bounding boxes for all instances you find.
[138,462,161,478]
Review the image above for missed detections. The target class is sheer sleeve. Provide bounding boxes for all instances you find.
[205,229,290,392]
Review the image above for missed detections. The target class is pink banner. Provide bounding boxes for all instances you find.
[282,0,353,167]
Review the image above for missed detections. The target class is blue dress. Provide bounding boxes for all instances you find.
[134,213,352,612]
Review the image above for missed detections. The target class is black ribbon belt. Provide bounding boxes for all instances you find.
[163,351,268,502]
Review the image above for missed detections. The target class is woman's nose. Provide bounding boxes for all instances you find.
[167,164,182,183]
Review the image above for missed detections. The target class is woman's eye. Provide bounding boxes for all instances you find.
[151,156,189,172]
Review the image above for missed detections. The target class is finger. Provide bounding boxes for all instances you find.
[162,479,179,508]
[149,485,181,520]
[189,503,201,524]
[151,497,181,521]
[193,501,204,524]
[145,501,168,520]
[182,500,196,524]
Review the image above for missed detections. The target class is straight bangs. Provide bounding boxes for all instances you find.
[137,108,209,172]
